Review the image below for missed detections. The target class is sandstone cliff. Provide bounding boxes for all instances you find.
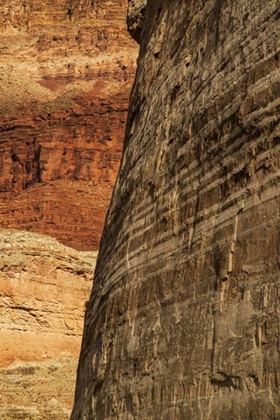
[0,0,138,250]
[0,229,97,419]
[71,0,280,418]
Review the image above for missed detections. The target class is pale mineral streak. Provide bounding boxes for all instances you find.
[0,229,97,419]
[71,0,280,418]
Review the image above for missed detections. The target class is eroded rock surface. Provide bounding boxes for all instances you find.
[0,0,138,250]
[127,0,147,43]
[0,229,97,419]
[71,0,280,418]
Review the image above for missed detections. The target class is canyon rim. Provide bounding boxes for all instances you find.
[71,0,280,419]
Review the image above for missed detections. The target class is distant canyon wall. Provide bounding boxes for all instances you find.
[0,0,138,250]
[0,1,138,418]
[0,229,97,419]
[71,0,280,418]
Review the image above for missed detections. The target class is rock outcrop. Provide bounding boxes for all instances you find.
[127,0,147,43]
[0,229,97,419]
[0,0,138,250]
[71,0,280,418]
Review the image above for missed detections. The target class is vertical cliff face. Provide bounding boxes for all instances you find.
[71,0,280,418]
[0,0,138,250]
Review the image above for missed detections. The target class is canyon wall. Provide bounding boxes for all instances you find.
[0,229,97,419]
[0,1,139,418]
[0,0,138,250]
[71,0,280,418]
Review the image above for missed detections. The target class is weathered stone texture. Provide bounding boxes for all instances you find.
[127,0,147,43]
[0,0,138,250]
[71,0,280,418]
[0,229,97,419]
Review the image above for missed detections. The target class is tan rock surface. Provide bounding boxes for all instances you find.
[0,0,138,250]
[71,0,280,418]
[0,229,97,419]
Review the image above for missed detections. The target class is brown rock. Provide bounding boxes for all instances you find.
[71,0,280,418]
[0,229,97,419]
[0,0,138,250]
[127,0,147,43]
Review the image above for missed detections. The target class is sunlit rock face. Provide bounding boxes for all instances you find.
[0,2,138,418]
[0,0,138,250]
[0,229,97,419]
[71,0,280,418]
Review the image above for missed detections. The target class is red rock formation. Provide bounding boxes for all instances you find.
[0,2,138,419]
[0,0,138,250]
[71,0,280,418]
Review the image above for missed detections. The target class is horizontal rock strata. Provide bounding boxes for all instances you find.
[0,229,97,419]
[71,0,280,418]
[0,0,138,250]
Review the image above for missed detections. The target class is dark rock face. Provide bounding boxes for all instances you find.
[71,0,280,418]
[127,0,147,43]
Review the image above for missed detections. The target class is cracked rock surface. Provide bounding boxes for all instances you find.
[73,0,280,418]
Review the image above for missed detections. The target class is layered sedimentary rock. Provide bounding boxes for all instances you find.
[0,0,138,250]
[0,229,97,419]
[71,0,280,418]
